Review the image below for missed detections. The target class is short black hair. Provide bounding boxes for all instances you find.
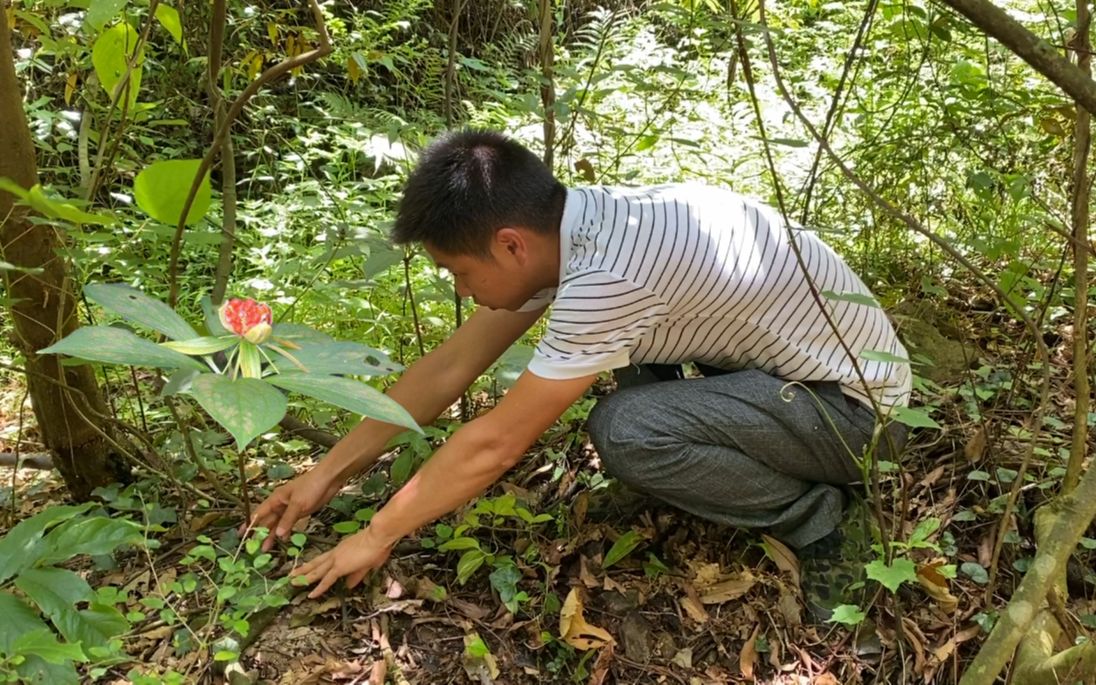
[391,130,566,256]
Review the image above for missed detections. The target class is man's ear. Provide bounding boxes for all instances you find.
[494,227,529,264]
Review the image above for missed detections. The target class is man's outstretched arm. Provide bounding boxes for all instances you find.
[295,369,597,597]
[248,305,545,549]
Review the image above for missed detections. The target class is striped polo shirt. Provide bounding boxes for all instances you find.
[523,184,911,408]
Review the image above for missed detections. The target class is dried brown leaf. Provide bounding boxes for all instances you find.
[586,641,614,685]
[699,572,756,604]
[931,624,981,663]
[672,647,693,669]
[761,534,800,587]
[776,583,802,626]
[916,562,959,614]
[560,588,614,650]
[679,582,709,624]
[964,426,987,462]
[579,555,599,588]
[739,624,760,681]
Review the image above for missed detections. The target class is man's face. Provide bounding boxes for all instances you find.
[424,240,532,311]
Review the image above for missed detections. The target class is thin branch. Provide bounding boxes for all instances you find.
[799,0,879,224]
[403,251,426,358]
[84,0,161,201]
[934,0,1096,118]
[168,0,332,308]
[537,0,556,168]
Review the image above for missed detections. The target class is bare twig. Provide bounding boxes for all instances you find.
[537,0,556,168]
[403,251,426,358]
[208,0,238,305]
[84,0,161,201]
[168,0,332,308]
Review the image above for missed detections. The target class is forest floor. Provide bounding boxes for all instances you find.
[3,287,1096,685]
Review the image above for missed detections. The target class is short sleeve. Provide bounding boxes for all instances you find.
[527,270,669,380]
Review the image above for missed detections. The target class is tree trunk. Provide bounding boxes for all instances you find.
[0,9,126,500]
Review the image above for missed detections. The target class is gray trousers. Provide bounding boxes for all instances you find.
[587,365,897,548]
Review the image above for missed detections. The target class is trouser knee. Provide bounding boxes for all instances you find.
[587,393,654,486]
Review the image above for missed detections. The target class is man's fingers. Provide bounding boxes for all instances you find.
[244,493,284,537]
[309,569,339,598]
[346,569,368,589]
[296,553,328,579]
[275,501,302,539]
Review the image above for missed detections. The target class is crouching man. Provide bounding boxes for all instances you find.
[248,130,910,618]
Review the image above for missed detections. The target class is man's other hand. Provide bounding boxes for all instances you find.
[293,527,394,598]
[245,468,343,551]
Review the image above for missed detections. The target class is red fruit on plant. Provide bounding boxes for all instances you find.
[219,298,273,343]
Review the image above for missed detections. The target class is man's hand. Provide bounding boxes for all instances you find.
[293,526,394,598]
[247,467,343,551]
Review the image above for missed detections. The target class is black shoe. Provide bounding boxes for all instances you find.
[799,497,875,623]
[579,479,656,524]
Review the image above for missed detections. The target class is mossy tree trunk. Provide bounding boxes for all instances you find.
[0,9,126,500]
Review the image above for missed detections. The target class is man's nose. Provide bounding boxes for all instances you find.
[454,280,472,299]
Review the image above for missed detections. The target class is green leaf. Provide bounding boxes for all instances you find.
[961,561,989,585]
[603,530,643,569]
[0,260,44,274]
[488,563,522,609]
[362,246,404,279]
[154,4,182,43]
[865,557,917,593]
[438,537,481,552]
[390,452,414,485]
[39,326,205,372]
[161,336,237,355]
[0,178,115,225]
[186,375,287,449]
[91,22,144,108]
[891,406,941,430]
[491,344,534,390]
[456,549,488,585]
[767,137,810,148]
[266,373,420,434]
[133,159,211,226]
[39,516,143,564]
[464,633,490,658]
[12,630,86,665]
[0,592,54,654]
[161,368,200,397]
[202,296,230,335]
[909,517,941,546]
[821,290,880,307]
[84,283,199,341]
[269,340,401,376]
[0,504,94,584]
[331,521,360,534]
[15,569,126,650]
[860,349,909,364]
[85,0,128,32]
[270,323,332,345]
[828,604,867,626]
[0,593,80,685]
[235,340,263,379]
